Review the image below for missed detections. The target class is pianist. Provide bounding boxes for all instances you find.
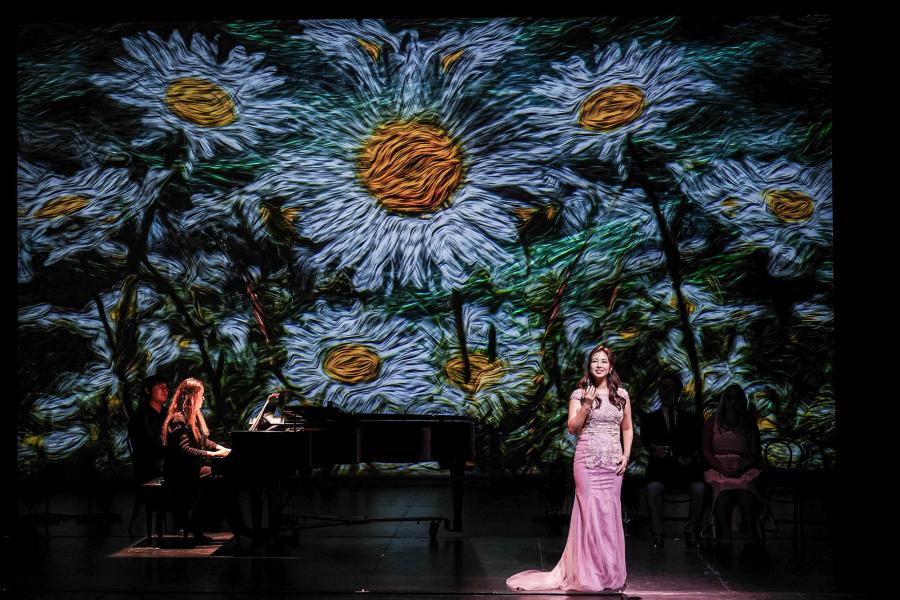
[127,374,168,484]
[161,377,246,545]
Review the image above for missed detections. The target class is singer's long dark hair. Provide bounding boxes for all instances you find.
[577,344,626,410]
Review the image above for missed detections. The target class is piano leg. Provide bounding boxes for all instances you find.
[449,459,464,532]
[246,482,286,546]
[250,486,264,536]
[268,481,281,540]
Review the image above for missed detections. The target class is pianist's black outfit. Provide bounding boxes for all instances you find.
[164,414,246,541]
[127,402,165,484]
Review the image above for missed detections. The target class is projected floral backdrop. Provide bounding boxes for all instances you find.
[17,17,832,477]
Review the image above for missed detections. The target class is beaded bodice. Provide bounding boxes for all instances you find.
[575,390,624,469]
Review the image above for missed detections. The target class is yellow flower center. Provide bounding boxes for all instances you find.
[358,120,464,215]
[721,197,740,218]
[282,207,301,224]
[165,77,237,127]
[34,195,90,219]
[514,207,538,222]
[445,353,504,394]
[358,38,381,60]
[260,205,300,226]
[764,189,814,222]
[618,329,638,339]
[757,417,777,431]
[670,296,697,314]
[323,343,381,384]
[579,84,646,131]
[441,50,464,72]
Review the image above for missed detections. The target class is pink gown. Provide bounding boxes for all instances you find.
[703,423,762,508]
[506,389,627,592]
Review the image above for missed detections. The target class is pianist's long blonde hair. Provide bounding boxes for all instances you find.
[161,377,209,445]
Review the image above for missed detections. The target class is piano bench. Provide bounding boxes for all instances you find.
[135,477,177,547]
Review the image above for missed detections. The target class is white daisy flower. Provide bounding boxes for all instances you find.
[28,364,119,427]
[143,249,269,364]
[202,20,548,292]
[743,381,782,424]
[653,294,766,412]
[293,19,400,105]
[698,334,756,403]
[501,177,659,307]
[21,286,183,370]
[541,165,654,235]
[40,424,98,461]
[135,286,190,374]
[215,313,253,357]
[654,329,703,411]
[18,234,34,284]
[19,286,188,413]
[90,30,295,172]
[425,301,542,427]
[743,380,832,459]
[815,261,833,286]
[20,298,116,363]
[521,40,717,178]
[622,246,667,274]
[645,278,769,338]
[504,169,709,320]
[17,159,169,279]
[591,296,652,353]
[597,275,766,364]
[672,158,832,279]
[790,294,833,329]
[145,249,235,295]
[19,286,201,468]
[282,300,433,413]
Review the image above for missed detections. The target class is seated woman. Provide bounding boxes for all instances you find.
[162,377,246,545]
[702,384,765,565]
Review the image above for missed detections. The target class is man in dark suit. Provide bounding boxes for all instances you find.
[127,374,169,484]
[641,371,706,550]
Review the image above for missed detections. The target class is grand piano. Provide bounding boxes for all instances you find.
[216,399,476,540]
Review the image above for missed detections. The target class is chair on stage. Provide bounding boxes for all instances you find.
[761,437,807,568]
[636,484,710,545]
[126,436,180,547]
[128,476,180,546]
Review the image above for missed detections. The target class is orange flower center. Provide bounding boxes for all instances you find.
[358,120,464,215]
[165,77,237,127]
[323,343,382,384]
[579,84,646,131]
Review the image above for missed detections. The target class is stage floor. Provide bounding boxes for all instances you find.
[14,476,854,599]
